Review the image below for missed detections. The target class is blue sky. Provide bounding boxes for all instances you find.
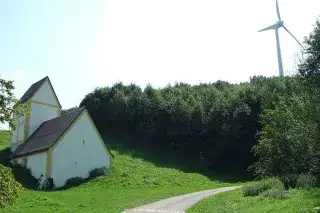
[1,0,320,129]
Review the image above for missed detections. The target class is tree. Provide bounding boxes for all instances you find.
[0,77,28,129]
[61,106,79,115]
[298,17,320,78]
[252,92,320,177]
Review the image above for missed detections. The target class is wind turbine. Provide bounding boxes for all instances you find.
[258,0,303,77]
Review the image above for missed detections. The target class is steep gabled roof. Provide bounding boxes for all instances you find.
[20,76,48,103]
[19,76,62,107]
[11,107,85,159]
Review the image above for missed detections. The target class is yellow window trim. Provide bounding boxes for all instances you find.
[31,100,60,108]
[44,109,113,178]
[25,100,60,142]
[45,149,53,178]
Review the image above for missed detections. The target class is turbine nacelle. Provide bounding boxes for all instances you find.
[276,20,283,27]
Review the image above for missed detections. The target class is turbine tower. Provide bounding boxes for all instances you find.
[258,0,303,77]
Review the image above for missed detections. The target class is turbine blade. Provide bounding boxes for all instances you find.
[258,24,278,32]
[282,25,303,48]
[276,0,282,21]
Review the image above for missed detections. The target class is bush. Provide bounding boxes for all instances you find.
[0,164,21,208]
[243,177,284,197]
[260,187,290,199]
[281,174,298,189]
[89,167,108,178]
[42,178,55,190]
[296,174,317,190]
[64,177,84,188]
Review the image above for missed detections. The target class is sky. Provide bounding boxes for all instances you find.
[0,0,320,129]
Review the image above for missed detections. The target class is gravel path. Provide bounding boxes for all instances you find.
[123,186,241,213]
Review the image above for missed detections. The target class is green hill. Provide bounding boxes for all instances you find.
[188,188,320,213]
[0,130,239,213]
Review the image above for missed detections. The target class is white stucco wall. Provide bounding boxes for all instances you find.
[17,115,25,141]
[28,103,59,137]
[11,115,25,147]
[26,152,47,179]
[33,80,59,106]
[51,112,111,187]
[11,129,18,144]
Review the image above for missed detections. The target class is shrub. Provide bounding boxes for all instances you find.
[42,178,55,190]
[89,167,108,178]
[316,174,320,186]
[260,188,290,199]
[296,174,317,190]
[243,177,284,197]
[0,164,21,208]
[64,177,84,188]
[280,174,298,189]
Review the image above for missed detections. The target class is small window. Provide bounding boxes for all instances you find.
[82,140,85,145]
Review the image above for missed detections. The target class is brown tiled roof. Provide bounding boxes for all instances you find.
[11,107,85,158]
[20,76,48,103]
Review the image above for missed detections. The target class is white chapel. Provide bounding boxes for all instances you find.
[10,76,113,188]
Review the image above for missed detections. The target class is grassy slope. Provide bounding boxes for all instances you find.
[188,188,320,213]
[0,131,238,213]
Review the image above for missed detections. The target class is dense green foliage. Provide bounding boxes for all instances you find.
[252,83,320,177]
[299,17,320,78]
[0,78,28,129]
[79,76,320,178]
[61,106,79,115]
[296,174,317,190]
[243,177,285,198]
[89,167,108,178]
[80,78,264,174]
[0,164,21,208]
[0,131,38,190]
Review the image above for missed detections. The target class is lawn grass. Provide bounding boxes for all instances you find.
[0,130,241,213]
[188,188,320,213]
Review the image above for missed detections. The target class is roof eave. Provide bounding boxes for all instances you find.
[10,148,50,160]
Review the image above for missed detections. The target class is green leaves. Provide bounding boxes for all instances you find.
[252,80,320,178]
[79,75,320,178]
[0,164,21,208]
[299,17,320,79]
[79,80,265,174]
[0,77,29,130]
